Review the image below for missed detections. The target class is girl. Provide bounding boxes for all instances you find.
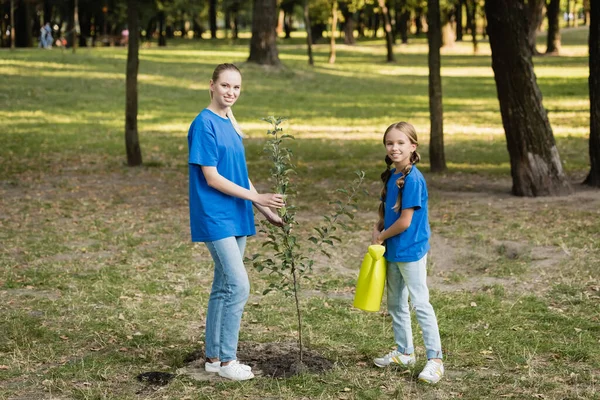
[372,122,444,384]
[188,63,285,381]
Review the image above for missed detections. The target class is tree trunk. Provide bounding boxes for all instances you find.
[378,0,395,62]
[469,0,478,53]
[341,7,356,44]
[456,0,463,41]
[545,0,560,54]
[15,0,32,47]
[485,0,572,196]
[303,0,314,65]
[526,0,544,55]
[328,0,338,64]
[125,0,142,167]
[10,0,15,49]
[415,8,423,35]
[73,0,78,53]
[428,0,446,172]
[209,0,217,39]
[158,11,166,46]
[399,8,410,44]
[584,0,600,186]
[248,0,281,65]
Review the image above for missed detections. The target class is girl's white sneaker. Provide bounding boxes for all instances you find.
[418,360,444,384]
[373,350,416,367]
[218,360,255,381]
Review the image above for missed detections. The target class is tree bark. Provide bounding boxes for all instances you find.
[15,0,31,47]
[468,0,478,53]
[209,0,217,39]
[125,0,143,167]
[248,0,281,65]
[10,0,15,49]
[378,0,395,62]
[341,6,356,45]
[158,11,166,46]
[485,0,572,196]
[526,0,545,55]
[545,0,560,54]
[584,0,600,186]
[428,0,446,172]
[73,0,78,53]
[328,0,338,64]
[303,0,314,65]
[456,0,463,41]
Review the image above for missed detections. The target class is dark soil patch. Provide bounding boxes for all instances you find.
[183,341,334,378]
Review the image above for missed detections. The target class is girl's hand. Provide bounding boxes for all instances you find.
[372,229,384,245]
[254,193,285,208]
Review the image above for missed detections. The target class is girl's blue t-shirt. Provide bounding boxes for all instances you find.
[383,165,430,262]
[187,109,256,242]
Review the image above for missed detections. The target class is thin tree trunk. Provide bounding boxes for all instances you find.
[328,0,338,64]
[378,0,395,62]
[584,0,600,186]
[248,0,281,65]
[546,0,561,54]
[209,0,217,39]
[10,0,15,49]
[485,0,572,196]
[158,11,166,46]
[399,8,410,44]
[470,0,478,53]
[527,0,544,55]
[291,262,303,364]
[303,0,314,65]
[415,8,423,35]
[73,0,78,53]
[456,0,463,41]
[428,0,446,172]
[125,0,142,167]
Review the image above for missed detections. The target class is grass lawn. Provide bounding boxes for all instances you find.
[1,27,599,399]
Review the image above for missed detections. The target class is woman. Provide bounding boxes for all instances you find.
[188,63,284,381]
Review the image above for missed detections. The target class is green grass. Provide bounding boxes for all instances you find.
[1,27,599,399]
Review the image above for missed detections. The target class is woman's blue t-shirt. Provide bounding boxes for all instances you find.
[383,165,430,262]
[187,109,256,242]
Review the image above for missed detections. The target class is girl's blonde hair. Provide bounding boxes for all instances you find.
[377,122,421,230]
[210,63,244,137]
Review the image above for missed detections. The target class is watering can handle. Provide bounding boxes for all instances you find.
[367,244,386,261]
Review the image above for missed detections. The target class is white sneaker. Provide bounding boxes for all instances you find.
[205,360,220,373]
[205,360,252,373]
[374,350,416,368]
[418,360,444,384]
[218,360,255,381]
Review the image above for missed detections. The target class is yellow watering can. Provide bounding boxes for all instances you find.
[353,244,387,312]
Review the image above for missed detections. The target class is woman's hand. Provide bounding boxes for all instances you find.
[265,212,284,228]
[254,193,285,209]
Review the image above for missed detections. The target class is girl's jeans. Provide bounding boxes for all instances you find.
[204,236,249,362]
[386,254,443,360]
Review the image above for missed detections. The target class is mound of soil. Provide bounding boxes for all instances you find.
[183,341,334,379]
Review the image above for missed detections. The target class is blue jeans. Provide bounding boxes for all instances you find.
[386,254,443,360]
[204,236,249,362]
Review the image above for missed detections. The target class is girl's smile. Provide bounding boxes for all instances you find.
[385,128,417,170]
